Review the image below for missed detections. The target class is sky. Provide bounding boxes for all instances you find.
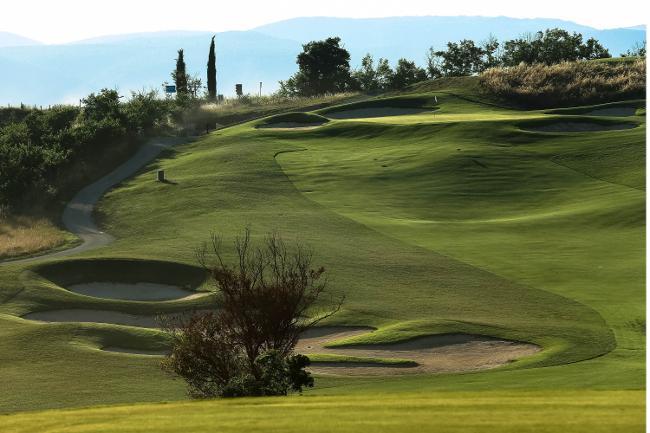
[2,0,647,44]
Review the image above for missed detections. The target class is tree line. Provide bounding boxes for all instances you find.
[0,89,170,210]
[279,28,616,96]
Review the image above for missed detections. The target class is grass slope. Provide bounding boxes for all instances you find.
[0,85,644,431]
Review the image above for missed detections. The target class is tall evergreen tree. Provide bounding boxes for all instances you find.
[173,49,188,94]
[207,36,217,100]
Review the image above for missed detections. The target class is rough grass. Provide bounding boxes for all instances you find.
[479,59,646,108]
[0,215,72,259]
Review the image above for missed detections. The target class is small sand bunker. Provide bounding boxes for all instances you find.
[296,327,540,376]
[584,107,638,117]
[525,122,636,133]
[325,107,435,119]
[67,282,204,301]
[257,122,325,130]
[24,309,159,328]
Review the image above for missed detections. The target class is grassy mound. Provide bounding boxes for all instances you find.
[544,100,645,117]
[519,117,639,133]
[318,96,437,118]
[33,258,207,290]
[257,112,329,127]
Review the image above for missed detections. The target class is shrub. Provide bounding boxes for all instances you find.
[479,59,646,108]
[162,228,343,398]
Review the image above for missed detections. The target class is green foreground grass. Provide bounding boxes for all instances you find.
[2,391,644,433]
[0,80,644,430]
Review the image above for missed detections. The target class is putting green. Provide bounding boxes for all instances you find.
[0,81,643,432]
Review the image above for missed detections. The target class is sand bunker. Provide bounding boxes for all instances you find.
[325,107,435,119]
[257,122,325,130]
[24,309,159,328]
[525,122,636,133]
[296,327,540,376]
[23,315,538,374]
[584,107,637,117]
[66,282,204,301]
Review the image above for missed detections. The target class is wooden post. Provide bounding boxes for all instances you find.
[157,170,165,182]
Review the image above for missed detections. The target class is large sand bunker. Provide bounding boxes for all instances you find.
[298,327,539,375]
[524,122,637,133]
[67,282,204,301]
[324,107,435,119]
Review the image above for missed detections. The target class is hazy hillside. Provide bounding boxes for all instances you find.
[0,16,645,105]
[0,31,299,105]
[0,31,42,47]
[254,16,646,62]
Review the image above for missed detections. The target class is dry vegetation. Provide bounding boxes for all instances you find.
[0,213,68,259]
[479,59,646,107]
[177,92,358,132]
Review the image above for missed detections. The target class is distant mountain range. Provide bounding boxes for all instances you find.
[0,17,645,105]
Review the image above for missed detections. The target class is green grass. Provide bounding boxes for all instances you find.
[0,85,644,431]
[258,112,330,125]
[307,353,418,366]
[1,391,644,433]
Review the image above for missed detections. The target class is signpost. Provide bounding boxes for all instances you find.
[163,82,176,98]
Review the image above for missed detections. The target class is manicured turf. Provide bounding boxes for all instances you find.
[1,391,644,433]
[0,80,644,431]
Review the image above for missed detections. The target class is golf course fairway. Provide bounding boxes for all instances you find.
[0,80,644,432]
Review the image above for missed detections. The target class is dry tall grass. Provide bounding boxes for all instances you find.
[178,92,358,133]
[0,214,67,259]
[479,59,646,107]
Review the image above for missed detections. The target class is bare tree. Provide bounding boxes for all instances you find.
[162,228,344,397]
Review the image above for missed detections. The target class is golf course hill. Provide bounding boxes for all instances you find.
[0,75,644,432]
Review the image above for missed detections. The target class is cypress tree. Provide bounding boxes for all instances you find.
[207,36,217,100]
[174,49,188,94]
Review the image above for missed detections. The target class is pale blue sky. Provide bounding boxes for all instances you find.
[2,0,646,44]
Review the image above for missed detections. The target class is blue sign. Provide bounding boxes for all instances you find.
[165,85,176,94]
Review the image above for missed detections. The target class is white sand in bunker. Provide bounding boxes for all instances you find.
[23,309,159,328]
[525,122,636,132]
[67,282,205,301]
[324,107,435,119]
[257,122,325,130]
[296,327,540,376]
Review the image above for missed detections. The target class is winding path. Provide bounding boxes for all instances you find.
[1,138,182,266]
